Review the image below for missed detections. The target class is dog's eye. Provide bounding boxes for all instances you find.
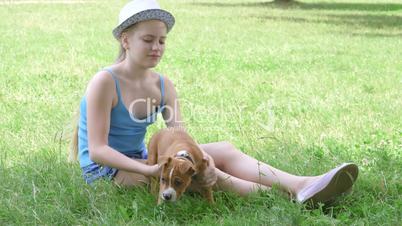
[161,177,166,183]
[174,179,182,187]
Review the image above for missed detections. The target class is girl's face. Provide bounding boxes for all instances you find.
[122,20,167,69]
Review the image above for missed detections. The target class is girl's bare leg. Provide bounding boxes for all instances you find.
[113,159,149,187]
[214,168,271,196]
[200,141,320,196]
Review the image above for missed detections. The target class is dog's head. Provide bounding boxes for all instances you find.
[159,155,196,202]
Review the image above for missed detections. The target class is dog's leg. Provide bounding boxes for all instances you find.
[147,133,162,199]
[195,159,215,204]
[157,181,165,205]
[146,133,159,165]
[202,187,215,204]
[157,195,163,205]
[149,177,160,196]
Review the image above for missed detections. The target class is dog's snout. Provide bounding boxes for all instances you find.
[161,188,177,202]
[163,193,172,200]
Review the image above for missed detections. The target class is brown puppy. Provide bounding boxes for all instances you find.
[147,127,214,204]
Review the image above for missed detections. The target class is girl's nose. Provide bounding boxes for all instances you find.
[152,41,161,51]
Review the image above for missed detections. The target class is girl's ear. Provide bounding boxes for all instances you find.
[121,32,130,50]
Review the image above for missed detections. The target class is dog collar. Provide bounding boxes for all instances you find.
[175,150,194,164]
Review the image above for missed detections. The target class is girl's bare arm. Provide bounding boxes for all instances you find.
[86,71,159,177]
[161,76,185,128]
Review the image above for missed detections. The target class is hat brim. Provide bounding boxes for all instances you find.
[112,9,175,39]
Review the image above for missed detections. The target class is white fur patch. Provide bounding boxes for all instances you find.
[169,166,175,186]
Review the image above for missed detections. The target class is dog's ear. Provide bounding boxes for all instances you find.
[186,166,196,177]
[178,162,196,176]
[160,156,172,169]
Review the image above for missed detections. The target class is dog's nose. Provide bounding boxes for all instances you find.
[163,193,172,200]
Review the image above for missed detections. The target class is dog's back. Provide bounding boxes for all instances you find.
[147,127,203,167]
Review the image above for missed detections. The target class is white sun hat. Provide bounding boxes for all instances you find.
[112,0,175,39]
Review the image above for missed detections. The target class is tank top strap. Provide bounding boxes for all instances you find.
[159,74,165,108]
[103,67,123,101]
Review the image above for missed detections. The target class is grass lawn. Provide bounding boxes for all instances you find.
[0,0,401,225]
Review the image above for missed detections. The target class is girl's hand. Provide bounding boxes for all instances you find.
[143,164,161,177]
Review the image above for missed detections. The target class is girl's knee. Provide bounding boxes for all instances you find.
[218,141,234,149]
[201,141,238,170]
[218,141,241,158]
[114,170,149,187]
[209,141,236,154]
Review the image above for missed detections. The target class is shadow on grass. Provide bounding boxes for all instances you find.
[253,13,402,32]
[191,1,402,38]
[252,13,402,38]
[191,1,402,12]
[347,31,402,38]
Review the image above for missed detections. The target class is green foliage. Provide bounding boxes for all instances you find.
[1,0,401,225]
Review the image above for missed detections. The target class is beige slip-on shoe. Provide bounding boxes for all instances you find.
[296,163,359,205]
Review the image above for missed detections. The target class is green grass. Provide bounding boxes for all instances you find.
[1,0,401,225]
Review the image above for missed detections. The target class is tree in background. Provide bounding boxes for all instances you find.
[273,0,295,3]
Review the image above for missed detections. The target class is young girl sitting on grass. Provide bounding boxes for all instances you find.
[70,0,358,206]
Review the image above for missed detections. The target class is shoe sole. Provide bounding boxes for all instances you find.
[296,163,359,205]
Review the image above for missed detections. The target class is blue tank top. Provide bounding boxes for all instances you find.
[77,67,165,168]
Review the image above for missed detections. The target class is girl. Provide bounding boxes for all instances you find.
[71,0,358,206]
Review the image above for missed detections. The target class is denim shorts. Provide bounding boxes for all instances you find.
[81,150,148,185]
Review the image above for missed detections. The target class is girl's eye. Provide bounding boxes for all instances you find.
[143,39,153,43]
[159,41,165,45]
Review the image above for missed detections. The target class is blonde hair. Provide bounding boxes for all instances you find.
[68,111,79,162]
[115,24,138,63]
[115,43,126,63]
[69,25,139,162]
